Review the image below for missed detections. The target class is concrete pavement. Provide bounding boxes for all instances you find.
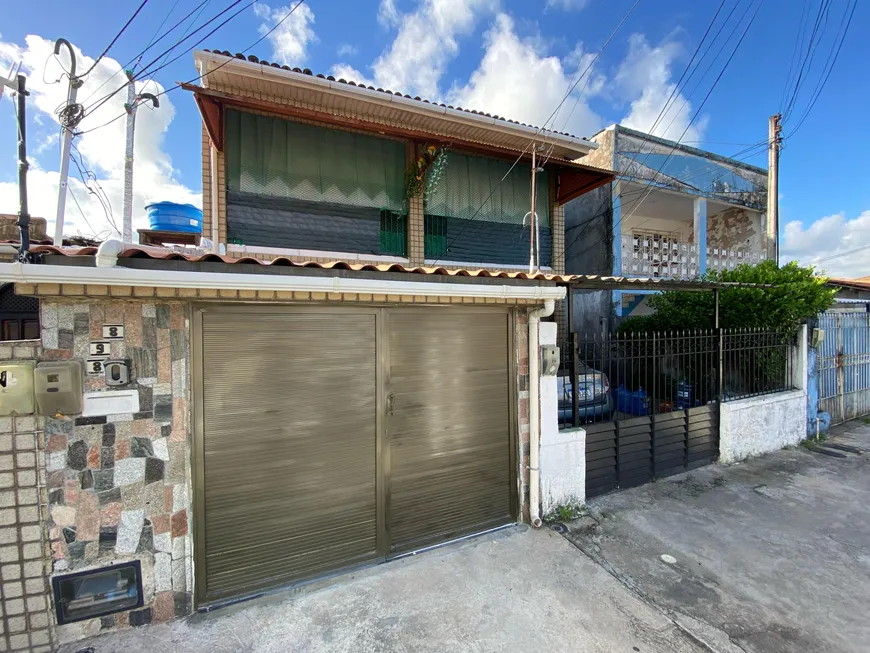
[60,524,705,653]
[564,418,870,653]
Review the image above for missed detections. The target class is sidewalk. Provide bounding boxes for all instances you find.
[564,418,870,653]
[60,525,704,653]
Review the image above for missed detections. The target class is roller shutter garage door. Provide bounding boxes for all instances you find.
[195,305,515,604]
[196,308,379,604]
[386,308,514,553]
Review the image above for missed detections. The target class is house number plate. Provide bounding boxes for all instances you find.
[86,359,106,375]
[89,342,111,357]
[102,325,125,339]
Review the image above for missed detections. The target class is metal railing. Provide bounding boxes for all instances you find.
[559,328,794,428]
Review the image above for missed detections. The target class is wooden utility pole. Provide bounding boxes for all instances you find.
[767,113,782,265]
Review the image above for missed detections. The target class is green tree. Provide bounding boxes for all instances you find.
[618,261,836,336]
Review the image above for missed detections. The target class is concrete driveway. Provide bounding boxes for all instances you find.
[61,525,705,653]
[564,419,870,653]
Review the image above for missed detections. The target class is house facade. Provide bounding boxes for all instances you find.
[0,49,615,649]
[563,124,770,333]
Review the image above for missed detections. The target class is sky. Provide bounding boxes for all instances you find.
[0,0,867,277]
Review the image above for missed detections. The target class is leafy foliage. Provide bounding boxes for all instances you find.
[618,261,836,336]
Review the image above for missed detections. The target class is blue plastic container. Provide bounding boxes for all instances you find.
[145,202,203,233]
[676,381,694,409]
[615,386,650,416]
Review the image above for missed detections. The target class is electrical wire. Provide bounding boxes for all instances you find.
[69,145,120,234]
[783,0,856,138]
[78,0,151,79]
[79,0,213,106]
[66,185,103,240]
[153,0,308,99]
[83,0,250,117]
[429,0,643,266]
[807,243,870,266]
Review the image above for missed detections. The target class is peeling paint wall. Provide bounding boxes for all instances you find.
[576,128,615,171]
[614,128,767,211]
[707,207,763,251]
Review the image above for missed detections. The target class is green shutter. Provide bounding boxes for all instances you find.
[225,109,406,212]
[425,152,549,227]
[379,210,407,256]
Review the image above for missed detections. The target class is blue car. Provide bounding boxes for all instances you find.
[557,366,615,424]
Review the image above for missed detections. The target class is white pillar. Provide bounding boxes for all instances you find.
[693,197,707,275]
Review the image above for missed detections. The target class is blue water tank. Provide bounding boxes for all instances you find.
[145,202,203,233]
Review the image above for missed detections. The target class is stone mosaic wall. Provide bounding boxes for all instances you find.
[40,300,192,643]
[0,341,55,653]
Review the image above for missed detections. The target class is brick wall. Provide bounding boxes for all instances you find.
[0,341,55,653]
[38,300,192,644]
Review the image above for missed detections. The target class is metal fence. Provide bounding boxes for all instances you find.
[559,328,794,428]
[819,310,870,425]
[559,328,795,497]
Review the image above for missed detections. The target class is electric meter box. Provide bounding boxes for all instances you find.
[34,361,83,416]
[0,361,36,416]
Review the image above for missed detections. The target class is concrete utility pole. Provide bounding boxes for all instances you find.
[122,73,159,242]
[1,68,32,261]
[767,113,782,266]
[53,38,83,246]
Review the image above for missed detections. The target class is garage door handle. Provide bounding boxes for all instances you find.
[387,393,395,416]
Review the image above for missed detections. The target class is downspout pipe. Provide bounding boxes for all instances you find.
[528,298,554,528]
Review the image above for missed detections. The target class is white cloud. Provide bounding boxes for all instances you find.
[449,14,604,137]
[781,211,870,279]
[336,43,357,58]
[377,0,401,28]
[253,1,317,66]
[546,0,590,10]
[330,63,375,87]
[0,35,199,240]
[615,34,707,143]
[368,0,496,99]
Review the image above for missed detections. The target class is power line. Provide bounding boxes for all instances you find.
[154,0,308,99]
[783,0,856,138]
[429,0,644,265]
[83,0,250,117]
[79,0,213,106]
[807,243,870,266]
[79,0,151,79]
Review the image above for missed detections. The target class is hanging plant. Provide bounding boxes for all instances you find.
[405,144,448,204]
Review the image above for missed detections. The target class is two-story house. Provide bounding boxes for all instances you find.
[189,49,613,274]
[563,124,769,333]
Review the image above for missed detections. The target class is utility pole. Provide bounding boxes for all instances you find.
[1,68,31,262]
[767,113,782,265]
[122,72,158,242]
[53,38,82,246]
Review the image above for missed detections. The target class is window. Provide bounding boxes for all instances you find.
[424,215,448,259]
[379,210,407,256]
[225,110,406,212]
[0,284,39,341]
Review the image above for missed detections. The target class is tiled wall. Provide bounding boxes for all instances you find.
[39,300,193,643]
[515,310,531,522]
[0,341,55,653]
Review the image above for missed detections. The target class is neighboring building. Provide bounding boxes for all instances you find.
[563,124,770,333]
[0,48,615,649]
[826,277,870,306]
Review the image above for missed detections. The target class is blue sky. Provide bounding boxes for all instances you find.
[0,0,867,275]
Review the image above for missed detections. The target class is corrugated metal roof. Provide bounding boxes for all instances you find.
[27,245,772,289]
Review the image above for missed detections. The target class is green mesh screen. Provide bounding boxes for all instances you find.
[225,110,406,212]
[425,152,549,227]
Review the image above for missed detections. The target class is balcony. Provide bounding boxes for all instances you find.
[621,234,766,280]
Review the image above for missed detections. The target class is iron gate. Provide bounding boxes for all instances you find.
[561,328,794,498]
[819,311,870,425]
